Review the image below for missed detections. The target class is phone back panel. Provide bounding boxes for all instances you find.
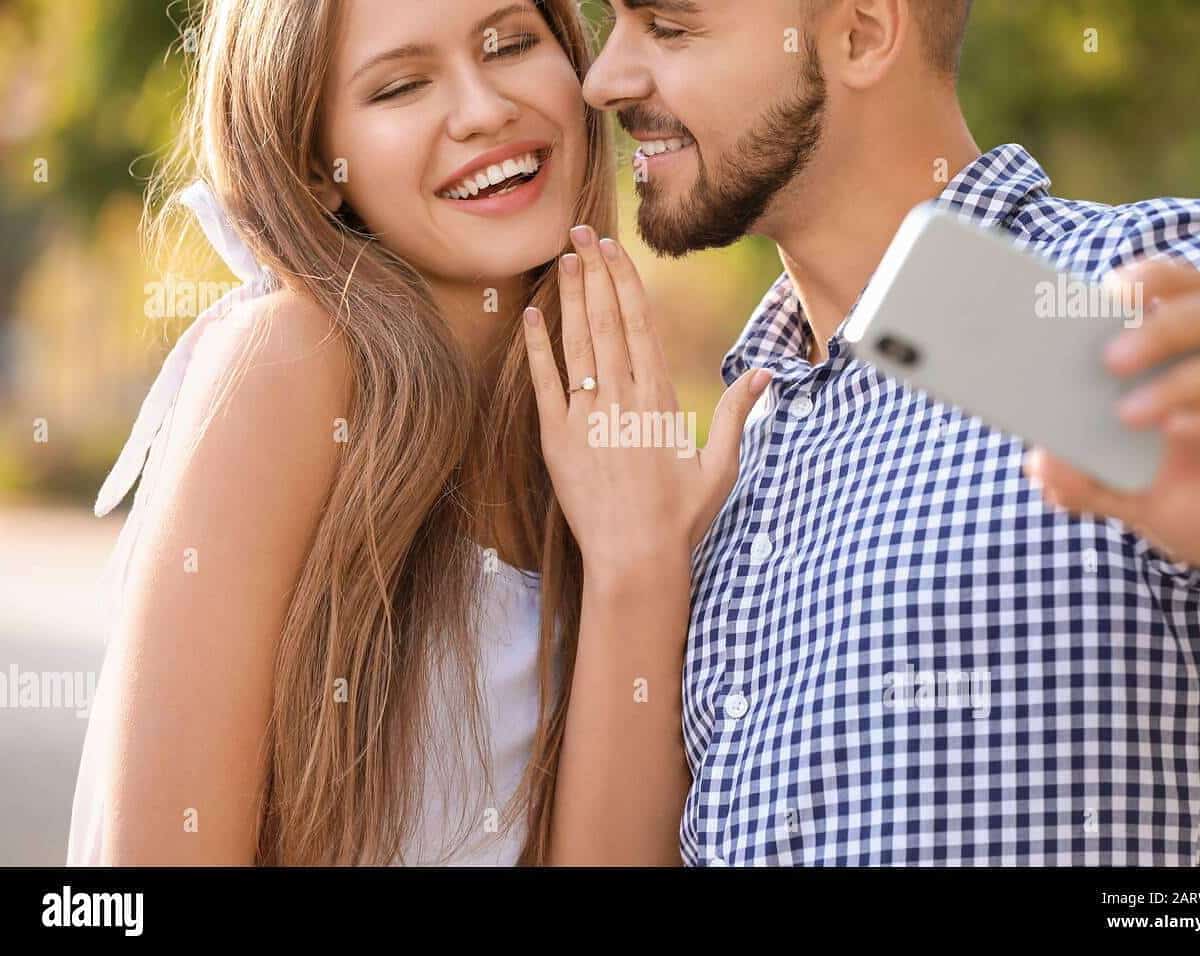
[845,205,1164,492]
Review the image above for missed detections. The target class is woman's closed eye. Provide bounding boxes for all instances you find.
[646,20,688,41]
[368,33,540,102]
[370,78,431,103]
[486,32,541,60]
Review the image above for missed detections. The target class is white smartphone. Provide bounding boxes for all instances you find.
[844,203,1169,492]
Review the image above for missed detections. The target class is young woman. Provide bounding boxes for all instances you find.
[68,0,769,866]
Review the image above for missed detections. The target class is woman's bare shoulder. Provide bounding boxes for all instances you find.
[171,288,352,475]
[136,287,354,570]
[100,288,355,863]
[189,287,352,407]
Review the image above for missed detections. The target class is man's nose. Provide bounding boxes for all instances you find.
[583,30,654,111]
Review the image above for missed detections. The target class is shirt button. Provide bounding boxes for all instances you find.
[724,692,750,720]
[749,532,773,561]
[708,855,729,867]
[792,394,815,418]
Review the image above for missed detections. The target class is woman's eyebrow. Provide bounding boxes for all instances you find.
[599,0,703,13]
[349,3,536,84]
[350,43,437,84]
[470,3,535,36]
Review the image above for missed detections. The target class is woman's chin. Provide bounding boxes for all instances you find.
[452,239,568,283]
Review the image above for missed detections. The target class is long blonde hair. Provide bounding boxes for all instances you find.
[148,0,616,864]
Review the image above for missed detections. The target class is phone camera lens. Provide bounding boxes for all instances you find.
[876,335,921,367]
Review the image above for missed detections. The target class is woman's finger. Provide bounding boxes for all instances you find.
[522,307,566,426]
[702,368,772,492]
[691,368,773,544]
[569,225,632,390]
[558,253,597,396]
[598,237,669,386]
[1118,354,1200,427]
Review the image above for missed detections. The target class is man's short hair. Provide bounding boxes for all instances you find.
[808,0,974,79]
[911,0,974,78]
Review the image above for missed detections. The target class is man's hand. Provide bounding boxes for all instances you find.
[1024,258,1200,567]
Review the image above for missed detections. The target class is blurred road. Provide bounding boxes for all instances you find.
[0,505,121,865]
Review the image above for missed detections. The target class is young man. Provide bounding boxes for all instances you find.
[586,0,1200,864]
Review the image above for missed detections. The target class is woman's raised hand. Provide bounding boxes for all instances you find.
[522,225,772,572]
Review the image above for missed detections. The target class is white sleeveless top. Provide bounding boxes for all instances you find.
[67,181,545,866]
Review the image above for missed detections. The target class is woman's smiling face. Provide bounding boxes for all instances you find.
[319,0,588,284]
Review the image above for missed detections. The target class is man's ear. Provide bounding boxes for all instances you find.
[309,156,345,214]
[825,0,907,90]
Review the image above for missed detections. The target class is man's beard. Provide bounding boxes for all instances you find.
[625,43,827,258]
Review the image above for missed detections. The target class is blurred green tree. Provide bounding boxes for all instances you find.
[0,0,1197,502]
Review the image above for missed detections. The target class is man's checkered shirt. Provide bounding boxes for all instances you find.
[682,144,1200,866]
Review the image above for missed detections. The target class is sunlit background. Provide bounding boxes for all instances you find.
[1,0,1197,864]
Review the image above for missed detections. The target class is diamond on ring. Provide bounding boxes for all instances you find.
[572,376,597,394]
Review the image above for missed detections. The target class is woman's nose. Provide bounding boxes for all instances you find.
[445,70,521,141]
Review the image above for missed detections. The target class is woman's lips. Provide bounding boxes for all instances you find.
[434,139,550,196]
[436,150,553,218]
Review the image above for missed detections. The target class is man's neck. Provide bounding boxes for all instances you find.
[766,104,981,365]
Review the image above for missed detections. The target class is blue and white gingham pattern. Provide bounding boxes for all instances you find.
[683,144,1200,866]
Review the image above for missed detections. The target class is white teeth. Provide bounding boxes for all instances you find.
[640,136,694,157]
[440,150,546,199]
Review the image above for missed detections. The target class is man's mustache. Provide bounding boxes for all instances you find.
[617,106,691,140]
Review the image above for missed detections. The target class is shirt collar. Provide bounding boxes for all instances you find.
[722,144,1053,385]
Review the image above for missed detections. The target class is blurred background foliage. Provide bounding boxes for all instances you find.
[0,0,1197,506]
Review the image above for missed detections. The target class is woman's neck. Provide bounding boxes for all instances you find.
[427,272,538,569]
[428,273,528,386]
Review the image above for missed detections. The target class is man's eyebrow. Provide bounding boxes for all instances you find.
[598,0,702,13]
[350,3,534,83]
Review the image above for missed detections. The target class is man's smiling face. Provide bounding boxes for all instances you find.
[584,0,828,257]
